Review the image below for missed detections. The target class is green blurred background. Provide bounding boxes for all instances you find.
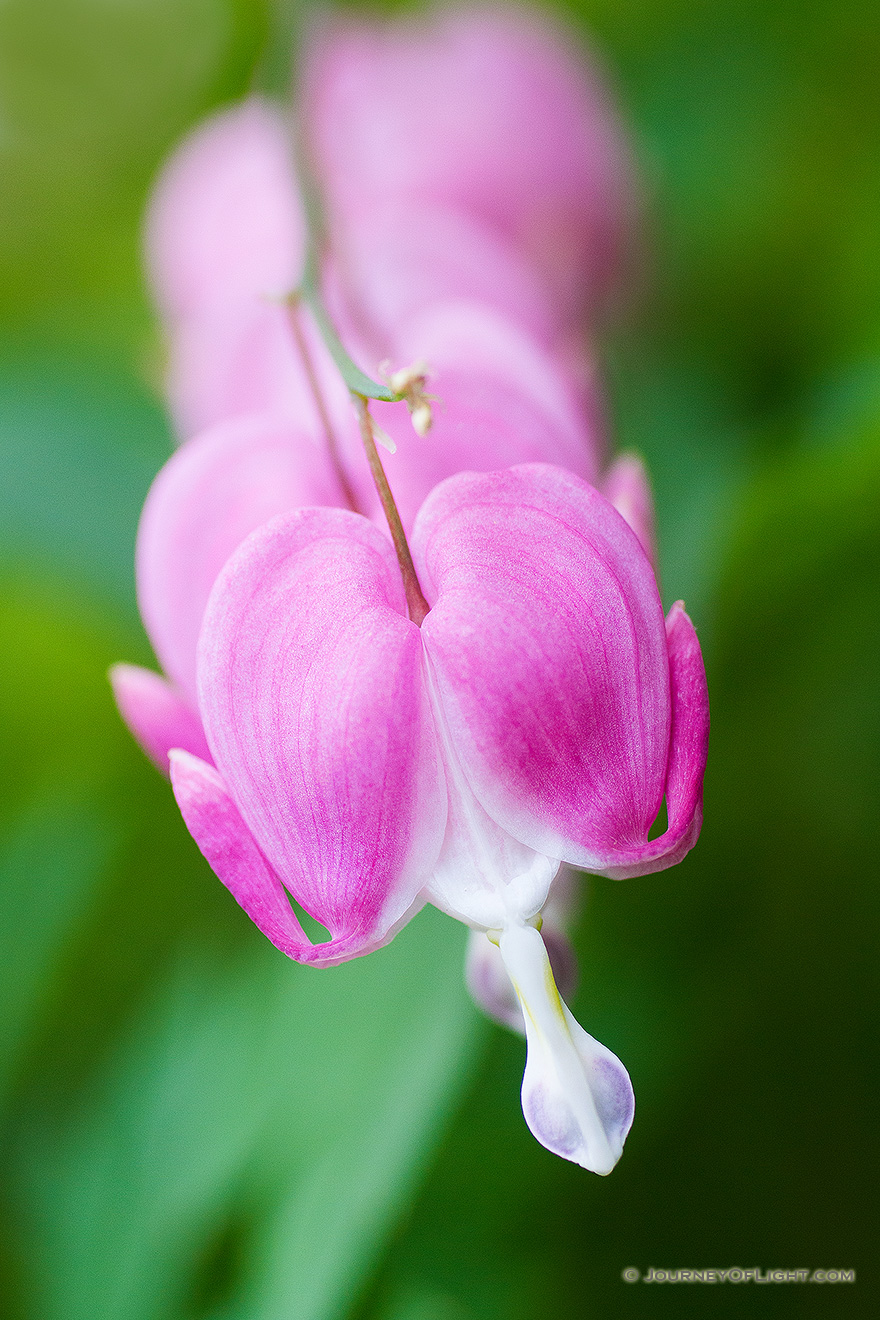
[0,1,878,1316]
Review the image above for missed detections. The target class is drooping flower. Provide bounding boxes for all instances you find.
[163,463,708,1170]
[303,2,638,324]
[112,3,706,1175]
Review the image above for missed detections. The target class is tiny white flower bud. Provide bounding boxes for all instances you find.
[411,402,433,436]
[388,358,430,394]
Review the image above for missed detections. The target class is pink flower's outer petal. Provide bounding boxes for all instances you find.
[415,463,674,871]
[326,202,560,356]
[305,5,637,321]
[601,602,708,879]
[166,299,353,444]
[137,412,349,705]
[197,507,447,952]
[602,452,657,571]
[341,301,602,530]
[110,664,211,773]
[169,750,384,967]
[146,98,304,324]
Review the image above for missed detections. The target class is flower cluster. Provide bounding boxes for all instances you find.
[112,4,708,1174]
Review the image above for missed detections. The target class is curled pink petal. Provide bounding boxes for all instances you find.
[600,602,708,878]
[196,507,447,952]
[110,664,211,772]
[137,412,349,705]
[146,98,304,325]
[602,452,657,571]
[415,463,674,870]
[169,751,382,966]
[305,4,637,321]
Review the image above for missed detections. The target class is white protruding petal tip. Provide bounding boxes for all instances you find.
[498,923,634,1174]
[373,423,397,454]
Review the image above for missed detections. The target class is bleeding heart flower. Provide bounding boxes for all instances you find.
[113,3,704,1176]
[165,463,708,1171]
[304,3,638,325]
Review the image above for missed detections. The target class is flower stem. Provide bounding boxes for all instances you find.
[354,395,430,626]
[293,119,396,401]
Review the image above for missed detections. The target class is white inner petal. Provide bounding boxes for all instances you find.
[498,922,634,1174]
[421,651,558,929]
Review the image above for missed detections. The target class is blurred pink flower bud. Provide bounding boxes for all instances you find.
[339,299,604,529]
[146,98,304,326]
[304,3,638,325]
[602,451,658,570]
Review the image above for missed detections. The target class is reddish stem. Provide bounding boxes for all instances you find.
[354,396,430,626]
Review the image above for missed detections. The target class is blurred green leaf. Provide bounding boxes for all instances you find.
[15,909,482,1320]
[0,341,171,624]
[0,0,264,323]
[0,786,120,1106]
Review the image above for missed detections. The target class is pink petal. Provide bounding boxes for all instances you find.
[341,301,602,531]
[165,297,352,444]
[110,664,211,773]
[305,5,637,321]
[415,463,675,870]
[325,202,561,358]
[196,507,447,950]
[169,751,382,966]
[601,602,709,878]
[146,98,304,325]
[602,452,657,571]
[137,412,350,705]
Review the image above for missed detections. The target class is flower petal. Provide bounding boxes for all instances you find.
[346,302,601,531]
[165,298,353,444]
[304,5,636,322]
[326,202,560,357]
[499,922,633,1172]
[110,664,211,772]
[421,651,558,930]
[602,452,657,571]
[197,507,447,949]
[137,412,349,705]
[466,921,579,1035]
[415,463,673,870]
[146,98,303,325]
[601,601,708,878]
[169,750,383,966]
